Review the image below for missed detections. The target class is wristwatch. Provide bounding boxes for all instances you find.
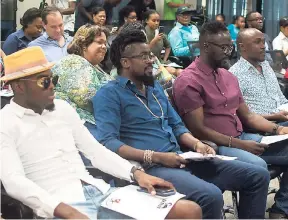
[130,166,145,182]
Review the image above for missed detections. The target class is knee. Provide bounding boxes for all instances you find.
[194,184,223,209]
[168,200,202,219]
[253,157,268,169]
[254,165,270,182]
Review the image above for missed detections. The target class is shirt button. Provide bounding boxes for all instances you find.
[222,92,225,95]
[215,81,218,84]
[225,104,228,107]
[233,113,236,116]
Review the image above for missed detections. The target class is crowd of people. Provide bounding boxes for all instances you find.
[1,0,288,219]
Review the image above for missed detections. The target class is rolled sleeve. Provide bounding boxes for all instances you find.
[173,75,205,116]
[3,34,18,55]
[92,86,124,153]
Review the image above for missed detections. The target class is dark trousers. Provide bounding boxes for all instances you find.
[146,159,270,219]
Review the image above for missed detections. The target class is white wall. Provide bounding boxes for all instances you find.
[16,0,52,29]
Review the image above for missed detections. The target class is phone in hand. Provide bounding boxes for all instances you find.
[137,187,176,197]
[158,26,165,34]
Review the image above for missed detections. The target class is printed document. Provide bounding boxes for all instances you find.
[101,185,185,220]
[179,151,237,161]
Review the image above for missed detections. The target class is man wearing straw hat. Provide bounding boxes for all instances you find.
[0,46,202,219]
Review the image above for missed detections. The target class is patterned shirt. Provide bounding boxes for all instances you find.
[52,54,113,124]
[229,57,288,114]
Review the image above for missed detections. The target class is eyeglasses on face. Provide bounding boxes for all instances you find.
[122,54,155,63]
[206,42,234,54]
[248,17,264,22]
[19,75,59,89]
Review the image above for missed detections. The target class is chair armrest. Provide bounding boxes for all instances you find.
[201,140,219,153]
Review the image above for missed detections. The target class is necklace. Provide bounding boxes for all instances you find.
[134,93,164,118]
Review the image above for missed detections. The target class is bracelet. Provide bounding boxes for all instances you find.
[228,136,233,147]
[143,150,154,165]
[193,140,201,151]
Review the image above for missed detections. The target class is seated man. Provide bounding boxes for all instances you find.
[273,16,288,60]
[0,47,201,219]
[168,6,200,57]
[230,28,288,122]
[28,6,72,62]
[173,21,288,219]
[93,28,270,219]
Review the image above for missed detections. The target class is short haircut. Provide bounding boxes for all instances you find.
[118,5,136,26]
[199,21,228,42]
[279,16,288,28]
[41,6,62,24]
[20,8,42,29]
[110,29,147,72]
[68,24,109,56]
[92,7,105,16]
[232,15,244,24]
[216,13,226,21]
[246,11,259,21]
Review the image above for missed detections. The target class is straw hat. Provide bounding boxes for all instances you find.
[0,46,54,82]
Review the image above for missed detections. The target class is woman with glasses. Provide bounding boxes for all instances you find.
[52,24,113,143]
[118,5,138,33]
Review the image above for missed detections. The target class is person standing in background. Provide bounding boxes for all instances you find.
[51,0,76,36]
[103,0,121,25]
[164,0,192,21]
[273,17,288,60]
[128,0,156,21]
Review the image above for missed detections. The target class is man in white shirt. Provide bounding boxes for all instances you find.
[273,17,288,60]
[0,46,202,219]
[52,0,76,36]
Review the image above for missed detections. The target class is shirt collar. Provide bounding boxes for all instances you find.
[43,32,70,41]
[116,75,154,94]
[238,57,264,72]
[279,31,288,40]
[10,99,49,118]
[195,57,215,75]
[15,29,25,38]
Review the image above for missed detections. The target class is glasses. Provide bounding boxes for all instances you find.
[128,16,137,20]
[123,54,155,63]
[247,17,264,22]
[207,42,234,54]
[19,75,59,89]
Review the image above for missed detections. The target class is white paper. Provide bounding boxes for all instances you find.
[163,63,183,68]
[179,151,237,161]
[261,134,288,145]
[101,185,185,220]
[277,103,288,112]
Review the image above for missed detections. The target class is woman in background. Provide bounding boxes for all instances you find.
[118,5,137,32]
[92,7,106,27]
[53,24,113,139]
[227,15,245,44]
[3,8,42,55]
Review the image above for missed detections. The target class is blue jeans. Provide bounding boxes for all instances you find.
[145,159,269,219]
[67,185,131,219]
[218,128,288,215]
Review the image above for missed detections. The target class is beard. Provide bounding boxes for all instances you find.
[45,103,55,112]
[136,74,155,87]
[219,58,232,70]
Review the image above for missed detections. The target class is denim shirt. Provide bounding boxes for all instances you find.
[168,22,200,57]
[28,32,72,62]
[93,76,189,153]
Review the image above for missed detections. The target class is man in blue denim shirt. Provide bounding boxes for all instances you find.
[168,6,200,57]
[93,28,270,219]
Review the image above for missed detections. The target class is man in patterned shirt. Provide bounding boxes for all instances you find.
[230,28,288,123]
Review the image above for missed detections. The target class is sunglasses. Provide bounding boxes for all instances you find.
[19,75,59,89]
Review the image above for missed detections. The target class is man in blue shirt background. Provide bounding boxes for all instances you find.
[93,28,270,219]
[168,6,200,57]
[28,6,72,62]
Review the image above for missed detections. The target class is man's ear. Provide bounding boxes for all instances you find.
[120,58,130,69]
[10,81,25,94]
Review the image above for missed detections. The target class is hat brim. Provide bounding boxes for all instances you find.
[0,62,55,82]
[177,9,196,15]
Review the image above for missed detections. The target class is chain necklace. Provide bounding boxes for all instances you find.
[134,93,164,119]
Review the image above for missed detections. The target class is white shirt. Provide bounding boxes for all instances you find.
[0,99,134,218]
[54,0,76,31]
[273,31,288,60]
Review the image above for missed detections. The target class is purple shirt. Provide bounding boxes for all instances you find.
[173,58,244,137]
